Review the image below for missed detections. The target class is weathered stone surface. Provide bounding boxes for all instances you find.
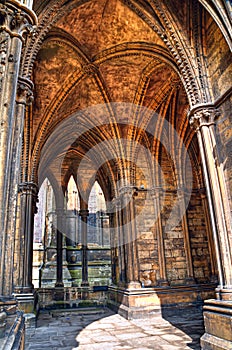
[25,307,205,350]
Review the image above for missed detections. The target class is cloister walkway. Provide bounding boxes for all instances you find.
[25,307,204,350]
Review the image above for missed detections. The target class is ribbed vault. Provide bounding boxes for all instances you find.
[22,0,218,197]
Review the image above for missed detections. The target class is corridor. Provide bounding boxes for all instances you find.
[25,307,204,350]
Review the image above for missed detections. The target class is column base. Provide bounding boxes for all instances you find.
[201,299,232,349]
[108,283,216,320]
[217,288,232,301]
[12,292,36,314]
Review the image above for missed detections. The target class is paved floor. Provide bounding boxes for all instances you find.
[25,307,204,350]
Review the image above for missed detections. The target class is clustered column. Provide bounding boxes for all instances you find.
[0,1,37,295]
[79,208,89,286]
[151,188,168,285]
[55,208,65,288]
[119,186,140,288]
[16,182,38,292]
[190,108,232,299]
[114,198,126,284]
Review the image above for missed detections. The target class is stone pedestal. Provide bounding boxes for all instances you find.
[108,283,216,320]
[12,293,36,315]
[201,299,232,350]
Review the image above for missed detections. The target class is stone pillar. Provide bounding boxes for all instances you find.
[112,198,126,285]
[119,186,140,289]
[16,182,38,293]
[0,1,37,295]
[79,208,89,286]
[55,208,64,288]
[190,108,232,295]
[13,182,38,315]
[151,188,169,285]
[200,190,218,282]
[115,198,126,285]
[190,108,232,350]
[179,189,195,284]
[107,204,117,285]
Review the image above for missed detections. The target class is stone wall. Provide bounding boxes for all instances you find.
[205,14,232,218]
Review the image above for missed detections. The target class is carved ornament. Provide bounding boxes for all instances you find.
[16,76,34,105]
[0,2,36,42]
[82,63,98,76]
[189,108,220,131]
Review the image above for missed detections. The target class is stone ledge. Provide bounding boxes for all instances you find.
[108,283,216,319]
[201,333,232,350]
[201,299,232,350]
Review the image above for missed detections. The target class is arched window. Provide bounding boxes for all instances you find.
[65,176,80,246]
[88,181,109,247]
[86,181,111,286]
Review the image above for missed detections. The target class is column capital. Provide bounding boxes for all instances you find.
[119,185,137,198]
[18,181,38,195]
[16,76,34,105]
[0,1,37,41]
[189,107,220,131]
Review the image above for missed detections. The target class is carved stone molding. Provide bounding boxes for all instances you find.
[16,76,34,105]
[189,108,220,131]
[118,185,137,199]
[18,181,38,213]
[0,1,37,42]
[18,181,38,196]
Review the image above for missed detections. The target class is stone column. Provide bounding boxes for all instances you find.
[16,182,38,292]
[200,190,218,282]
[119,186,140,289]
[79,208,89,286]
[110,198,126,285]
[107,204,117,285]
[55,208,64,287]
[151,188,169,285]
[190,108,232,297]
[0,1,37,295]
[179,188,195,283]
[115,198,126,284]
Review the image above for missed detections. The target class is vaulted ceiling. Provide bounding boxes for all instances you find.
[22,0,231,197]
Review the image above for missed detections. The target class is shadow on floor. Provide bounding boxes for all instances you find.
[25,307,112,350]
[25,304,205,350]
[161,304,205,350]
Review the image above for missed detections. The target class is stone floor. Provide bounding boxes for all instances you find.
[25,307,204,350]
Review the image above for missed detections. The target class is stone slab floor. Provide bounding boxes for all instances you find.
[25,307,204,350]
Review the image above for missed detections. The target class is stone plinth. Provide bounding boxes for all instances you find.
[108,283,216,319]
[12,293,36,314]
[201,299,232,350]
